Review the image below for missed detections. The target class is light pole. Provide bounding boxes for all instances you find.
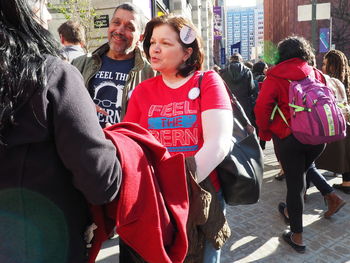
[311,0,317,49]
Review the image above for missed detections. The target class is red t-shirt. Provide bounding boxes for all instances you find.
[124,70,232,190]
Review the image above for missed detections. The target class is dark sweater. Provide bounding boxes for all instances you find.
[0,56,122,263]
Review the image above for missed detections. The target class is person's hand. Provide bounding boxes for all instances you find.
[105,123,112,128]
[95,105,109,116]
[84,223,97,248]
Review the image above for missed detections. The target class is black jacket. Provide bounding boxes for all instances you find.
[0,56,122,263]
[221,62,255,123]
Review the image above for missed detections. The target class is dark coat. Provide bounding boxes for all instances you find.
[221,61,255,124]
[0,56,122,263]
[316,124,350,173]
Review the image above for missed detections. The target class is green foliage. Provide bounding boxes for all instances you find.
[263,41,279,65]
[48,0,102,51]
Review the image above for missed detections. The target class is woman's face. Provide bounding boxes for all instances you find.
[263,65,268,74]
[149,24,192,76]
[32,0,52,30]
[321,58,328,74]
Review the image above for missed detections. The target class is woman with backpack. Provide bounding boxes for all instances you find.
[254,36,326,253]
[316,49,350,194]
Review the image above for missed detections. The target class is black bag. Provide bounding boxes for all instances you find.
[198,72,264,206]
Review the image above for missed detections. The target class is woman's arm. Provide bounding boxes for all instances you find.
[195,109,233,182]
[48,60,122,205]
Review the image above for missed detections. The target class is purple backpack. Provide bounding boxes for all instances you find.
[271,76,347,145]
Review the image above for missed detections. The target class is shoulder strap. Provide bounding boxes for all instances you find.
[198,71,250,127]
[198,72,204,89]
[270,104,289,127]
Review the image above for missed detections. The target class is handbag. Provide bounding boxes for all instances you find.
[198,72,264,206]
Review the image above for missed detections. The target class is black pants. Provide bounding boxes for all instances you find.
[342,172,350,182]
[274,135,325,233]
[119,239,146,263]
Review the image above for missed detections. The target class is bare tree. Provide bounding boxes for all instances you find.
[332,0,350,58]
[49,0,102,52]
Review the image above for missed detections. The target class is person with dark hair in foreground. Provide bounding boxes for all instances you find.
[0,1,122,262]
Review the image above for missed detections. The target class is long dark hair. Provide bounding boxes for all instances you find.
[323,49,350,100]
[0,0,60,136]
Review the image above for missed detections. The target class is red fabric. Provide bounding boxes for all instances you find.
[254,58,326,141]
[124,70,231,191]
[88,122,189,263]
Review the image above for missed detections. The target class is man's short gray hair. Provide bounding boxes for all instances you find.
[113,2,147,33]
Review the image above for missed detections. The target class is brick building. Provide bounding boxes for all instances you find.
[264,0,350,67]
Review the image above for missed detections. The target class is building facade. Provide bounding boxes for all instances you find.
[225,4,264,62]
[264,0,350,66]
[48,0,215,70]
[254,1,264,61]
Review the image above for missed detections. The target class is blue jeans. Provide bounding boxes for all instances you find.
[306,162,333,196]
[203,190,225,263]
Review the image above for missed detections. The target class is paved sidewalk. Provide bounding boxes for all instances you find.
[97,141,350,263]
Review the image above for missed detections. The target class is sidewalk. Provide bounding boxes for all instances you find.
[97,141,350,263]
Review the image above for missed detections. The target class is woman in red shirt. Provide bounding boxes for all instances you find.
[124,15,233,263]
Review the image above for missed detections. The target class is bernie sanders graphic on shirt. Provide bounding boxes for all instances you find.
[91,55,134,127]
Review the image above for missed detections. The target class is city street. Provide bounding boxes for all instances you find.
[96,141,350,263]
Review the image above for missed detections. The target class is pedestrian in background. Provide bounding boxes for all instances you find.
[316,49,350,194]
[220,52,256,127]
[124,14,233,263]
[244,60,253,70]
[0,0,122,262]
[72,2,156,128]
[255,36,325,253]
[252,60,268,150]
[58,20,86,62]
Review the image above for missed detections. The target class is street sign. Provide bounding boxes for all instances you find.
[298,3,331,21]
[231,42,241,56]
[94,15,109,28]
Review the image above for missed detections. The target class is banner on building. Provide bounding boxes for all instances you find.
[213,6,223,40]
[319,28,330,53]
[231,42,241,56]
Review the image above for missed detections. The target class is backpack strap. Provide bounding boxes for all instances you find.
[270,104,289,127]
[290,104,311,112]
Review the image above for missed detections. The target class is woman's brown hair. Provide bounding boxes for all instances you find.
[324,49,350,101]
[143,14,204,77]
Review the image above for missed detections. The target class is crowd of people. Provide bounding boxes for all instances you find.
[0,0,349,262]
